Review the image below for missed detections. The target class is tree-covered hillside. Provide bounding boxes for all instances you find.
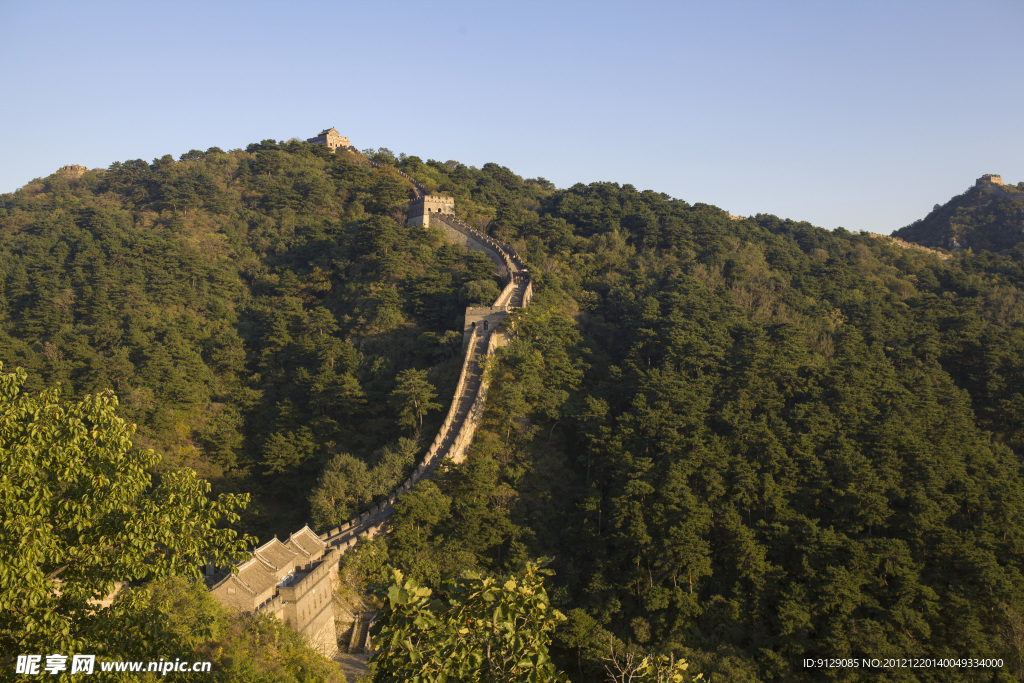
[0,143,518,537]
[4,143,1024,680]
[372,172,1024,680]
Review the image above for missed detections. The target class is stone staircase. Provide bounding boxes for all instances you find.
[346,611,376,654]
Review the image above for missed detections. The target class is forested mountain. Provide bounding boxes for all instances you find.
[896,174,1024,253]
[4,145,1024,680]
[0,143,511,537]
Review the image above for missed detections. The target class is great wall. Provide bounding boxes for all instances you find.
[207,133,532,659]
[36,127,1019,673]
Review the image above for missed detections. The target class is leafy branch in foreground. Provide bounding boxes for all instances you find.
[603,638,705,683]
[371,558,569,682]
[0,364,254,661]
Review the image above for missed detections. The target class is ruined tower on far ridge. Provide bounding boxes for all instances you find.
[56,165,88,179]
[307,127,350,152]
[977,173,1004,186]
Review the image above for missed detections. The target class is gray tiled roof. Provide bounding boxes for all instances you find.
[286,525,326,559]
[236,556,281,597]
[254,538,298,575]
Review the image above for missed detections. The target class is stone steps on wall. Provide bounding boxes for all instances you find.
[344,611,376,654]
[346,613,361,653]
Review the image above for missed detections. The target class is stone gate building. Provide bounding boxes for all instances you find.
[207,525,340,656]
[977,174,1004,186]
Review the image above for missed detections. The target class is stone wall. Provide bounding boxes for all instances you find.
[463,306,508,350]
[276,553,339,655]
[320,213,531,549]
[869,233,951,260]
[209,526,336,654]
[434,220,509,278]
[368,160,426,199]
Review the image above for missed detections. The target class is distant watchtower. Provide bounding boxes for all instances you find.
[977,174,1004,186]
[407,194,455,227]
[307,128,350,152]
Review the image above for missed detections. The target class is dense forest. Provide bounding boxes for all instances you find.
[3,145,1024,680]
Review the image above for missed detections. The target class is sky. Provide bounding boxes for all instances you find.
[1,0,1021,234]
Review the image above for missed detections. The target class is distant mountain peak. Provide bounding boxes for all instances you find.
[894,174,1024,253]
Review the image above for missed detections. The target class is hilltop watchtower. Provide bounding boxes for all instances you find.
[977,174,1004,186]
[407,194,455,227]
[307,127,350,152]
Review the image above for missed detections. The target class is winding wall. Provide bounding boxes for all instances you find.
[316,210,531,551]
[215,159,532,658]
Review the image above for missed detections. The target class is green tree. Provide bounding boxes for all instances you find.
[309,452,372,530]
[367,171,409,215]
[261,427,316,475]
[0,364,253,661]
[386,481,453,584]
[362,215,404,259]
[371,559,570,682]
[368,438,418,498]
[461,278,501,306]
[390,368,442,436]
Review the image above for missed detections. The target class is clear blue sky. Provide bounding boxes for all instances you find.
[2,0,1021,234]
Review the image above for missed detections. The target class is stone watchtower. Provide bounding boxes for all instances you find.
[307,128,350,152]
[407,194,455,227]
[977,174,1004,186]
